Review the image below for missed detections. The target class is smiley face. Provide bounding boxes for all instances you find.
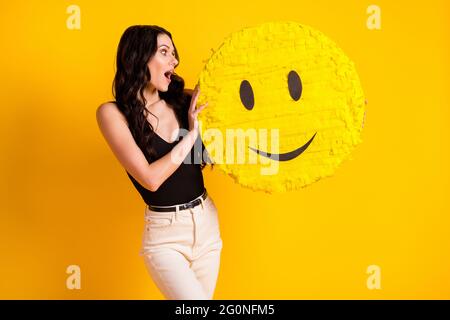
[240,69,318,163]
[197,22,365,193]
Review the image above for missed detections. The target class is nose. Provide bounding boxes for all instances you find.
[171,57,178,68]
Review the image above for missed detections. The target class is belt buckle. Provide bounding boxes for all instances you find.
[185,199,199,209]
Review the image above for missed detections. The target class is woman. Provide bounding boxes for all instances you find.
[96,25,223,300]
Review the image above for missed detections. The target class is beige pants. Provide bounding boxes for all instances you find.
[139,193,223,300]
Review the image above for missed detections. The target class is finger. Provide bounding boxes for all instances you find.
[198,102,208,109]
[193,102,208,116]
[193,84,200,97]
[189,87,201,112]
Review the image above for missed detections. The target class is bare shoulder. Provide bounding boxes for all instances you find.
[96,101,128,126]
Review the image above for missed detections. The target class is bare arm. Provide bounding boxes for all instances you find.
[96,86,207,192]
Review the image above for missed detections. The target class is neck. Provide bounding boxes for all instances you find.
[141,84,161,107]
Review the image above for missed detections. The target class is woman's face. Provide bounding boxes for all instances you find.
[147,33,179,92]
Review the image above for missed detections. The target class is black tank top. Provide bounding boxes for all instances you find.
[126,132,205,206]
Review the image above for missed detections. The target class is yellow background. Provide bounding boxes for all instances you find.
[0,0,449,299]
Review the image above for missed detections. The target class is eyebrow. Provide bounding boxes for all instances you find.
[159,44,174,51]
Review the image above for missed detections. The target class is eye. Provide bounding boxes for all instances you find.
[239,80,254,110]
[161,49,176,58]
[287,70,302,101]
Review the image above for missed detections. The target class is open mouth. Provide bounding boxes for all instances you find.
[249,132,317,161]
[164,71,172,82]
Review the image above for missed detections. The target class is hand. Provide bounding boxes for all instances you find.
[188,84,208,135]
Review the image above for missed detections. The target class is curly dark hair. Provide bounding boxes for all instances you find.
[112,25,211,170]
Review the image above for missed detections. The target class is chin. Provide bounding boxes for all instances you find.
[161,83,170,92]
[156,86,169,92]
